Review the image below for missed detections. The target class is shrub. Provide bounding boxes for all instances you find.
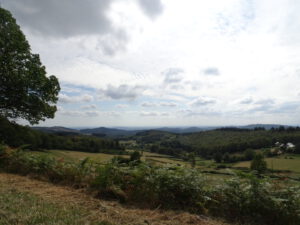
[208,173,300,225]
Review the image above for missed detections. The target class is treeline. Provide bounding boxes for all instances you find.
[183,129,300,158]
[0,117,124,153]
[139,128,300,159]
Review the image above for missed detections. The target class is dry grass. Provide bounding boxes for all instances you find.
[31,150,189,166]
[30,150,129,163]
[0,172,229,225]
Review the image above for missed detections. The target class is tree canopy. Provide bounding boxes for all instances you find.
[0,7,60,124]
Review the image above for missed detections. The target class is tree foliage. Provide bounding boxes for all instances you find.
[0,7,60,124]
[250,153,267,174]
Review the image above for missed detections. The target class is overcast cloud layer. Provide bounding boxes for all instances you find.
[3,0,300,127]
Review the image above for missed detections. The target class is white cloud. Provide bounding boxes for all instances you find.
[140,111,170,117]
[140,111,159,117]
[59,94,93,104]
[160,102,177,107]
[59,110,100,117]
[190,97,216,107]
[239,97,253,104]
[115,104,129,108]
[141,102,157,107]
[81,104,97,110]
[203,67,220,76]
[98,84,145,101]
[163,67,184,84]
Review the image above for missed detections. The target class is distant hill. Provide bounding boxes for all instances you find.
[32,126,80,135]
[80,127,139,137]
[32,124,295,138]
[155,126,216,133]
[238,124,290,130]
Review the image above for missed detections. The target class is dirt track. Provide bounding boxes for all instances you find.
[0,172,229,225]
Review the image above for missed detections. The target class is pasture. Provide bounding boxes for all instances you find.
[234,154,300,173]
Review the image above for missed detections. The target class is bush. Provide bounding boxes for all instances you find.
[209,173,300,225]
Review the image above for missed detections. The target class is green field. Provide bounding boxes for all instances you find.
[234,154,300,173]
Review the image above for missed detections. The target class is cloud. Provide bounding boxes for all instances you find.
[203,67,220,76]
[140,111,169,117]
[140,111,159,117]
[2,0,129,56]
[141,102,178,107]
[3,0,113,37]
[239,97,253,104]
[59,110,100,117]
[270,102,300,114]
[59,94,93,104]
[81,104,97,110]
[115,104,129,109]
[105,111,121,117]
[177,109,220,117]
[98,84,145,100]
[185,111,220,117]
[137,0,164,19]
[161,112,170,116]
[97,29,129,56]
[255,99,275,106]
[141,102,157,107]
[85,111,100,117]
[163,67,184,84]
[160,102,177,107]
[247,98,276,113]
[190,97,216,107]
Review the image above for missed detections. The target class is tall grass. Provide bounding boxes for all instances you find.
[0,145,299,225]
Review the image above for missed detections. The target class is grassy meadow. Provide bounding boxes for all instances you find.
[234,154,300,173]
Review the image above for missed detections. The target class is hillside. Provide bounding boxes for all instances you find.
[0,172,228,225]
[32,126,80,135]
[133,128,300,158]
[80,127,139,137]
[33,124,292,138]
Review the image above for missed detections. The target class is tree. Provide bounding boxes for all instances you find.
[0,7,60,124]
[250,153,267,174]
[188,152,196,167]
[130,150,141,162]
[223,152,230,163]
[213,152,223,163]
[244,149,255,160]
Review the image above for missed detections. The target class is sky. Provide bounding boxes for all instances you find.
[3,0,300,127]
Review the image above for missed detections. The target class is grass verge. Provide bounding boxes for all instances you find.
[0,185,112,225]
